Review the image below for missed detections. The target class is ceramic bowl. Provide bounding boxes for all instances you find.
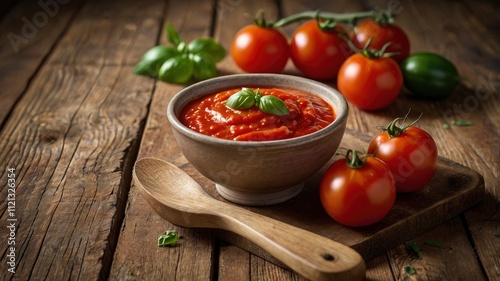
[167,74,348,206]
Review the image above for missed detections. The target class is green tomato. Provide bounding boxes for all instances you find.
[158,55,194,84]
[400,52,460,100]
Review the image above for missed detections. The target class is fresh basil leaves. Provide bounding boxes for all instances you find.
[134,24,226,84]
[158,230,179,247]
[224,88,289,116]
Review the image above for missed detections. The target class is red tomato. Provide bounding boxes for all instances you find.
[337,53,402,110]
[231,25,290,73]
[290,20,351,80]
[352,19,410,63]
[320,150,396,227]
[367,118,438,192]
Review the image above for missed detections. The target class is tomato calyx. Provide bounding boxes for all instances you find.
[361,40,394,59]
[372,9,394,26]
[382,112,422,138]
[250,10,276,28]
[345,149,367,169]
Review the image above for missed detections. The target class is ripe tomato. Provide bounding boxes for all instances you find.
[320,150,396,227]
[367,117,438,192]
[290,20,351,80]
[337,53,402,110]
[231,25,290,73]
[352,19,410,63]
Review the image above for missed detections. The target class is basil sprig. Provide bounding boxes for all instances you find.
[225,88,289,116]
[134,24,226,84]
[158,230,179,247]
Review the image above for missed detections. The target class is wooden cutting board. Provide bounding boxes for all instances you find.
[169,129,485,265]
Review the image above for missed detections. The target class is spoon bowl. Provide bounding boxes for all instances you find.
[133,157,366,281]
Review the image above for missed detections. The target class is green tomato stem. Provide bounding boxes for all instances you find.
[345,150,366,169]
[386,118,405,138]
[273,10,380,27]
[385,112,422,138]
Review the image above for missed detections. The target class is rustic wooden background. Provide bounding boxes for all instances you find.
[0,0,498,280]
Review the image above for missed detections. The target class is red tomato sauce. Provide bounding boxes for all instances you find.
[180,87,335,141]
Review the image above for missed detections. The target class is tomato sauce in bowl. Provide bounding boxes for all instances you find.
[180,87,336,141]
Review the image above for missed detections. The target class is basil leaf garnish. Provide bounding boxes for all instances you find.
[259,95,290,116]
[224,88,256,109]
[158,230,179,247]
[225,88,289,116]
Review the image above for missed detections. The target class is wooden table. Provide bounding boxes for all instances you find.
[1,0,498,280]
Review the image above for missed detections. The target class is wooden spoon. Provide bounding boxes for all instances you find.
[133,157,366,281]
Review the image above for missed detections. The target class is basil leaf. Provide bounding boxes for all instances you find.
[259,95,290,116]
[133,60,159,76]
[405,241,421,259]
[177,41,187,53]
[404,265,416,276]
[166,23,183,47]
[141,45,179,61]
[134,46,180,76]
[188,38,227,63]
[424,239,446,249]
[452,119,472,126]
[225,88,256,109]
[158,230,179,247]
[191,54,216,81]
[158,55,194,84]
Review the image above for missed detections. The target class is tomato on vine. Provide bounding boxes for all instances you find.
[320,150,396,227]
[352,18,410,63]
[367,116,438,192]
[289,20,351,80]
[337,44,403,110]
[231,19,290,73]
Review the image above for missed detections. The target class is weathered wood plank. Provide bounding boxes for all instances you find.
[384,1,500,280]
[388,217,486,280]
[0,63,151,279]
[109,1,218,280]
[0,0,161,279]
[0,0,83,125]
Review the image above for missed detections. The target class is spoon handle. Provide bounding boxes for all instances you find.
[211,202,366,281]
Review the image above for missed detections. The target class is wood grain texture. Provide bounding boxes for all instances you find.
[0,0,83,125]
[109,1,218,280]
[0,0,156,279]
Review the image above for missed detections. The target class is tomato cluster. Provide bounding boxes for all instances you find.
[320,116,438,227]
[231,10,460,110]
